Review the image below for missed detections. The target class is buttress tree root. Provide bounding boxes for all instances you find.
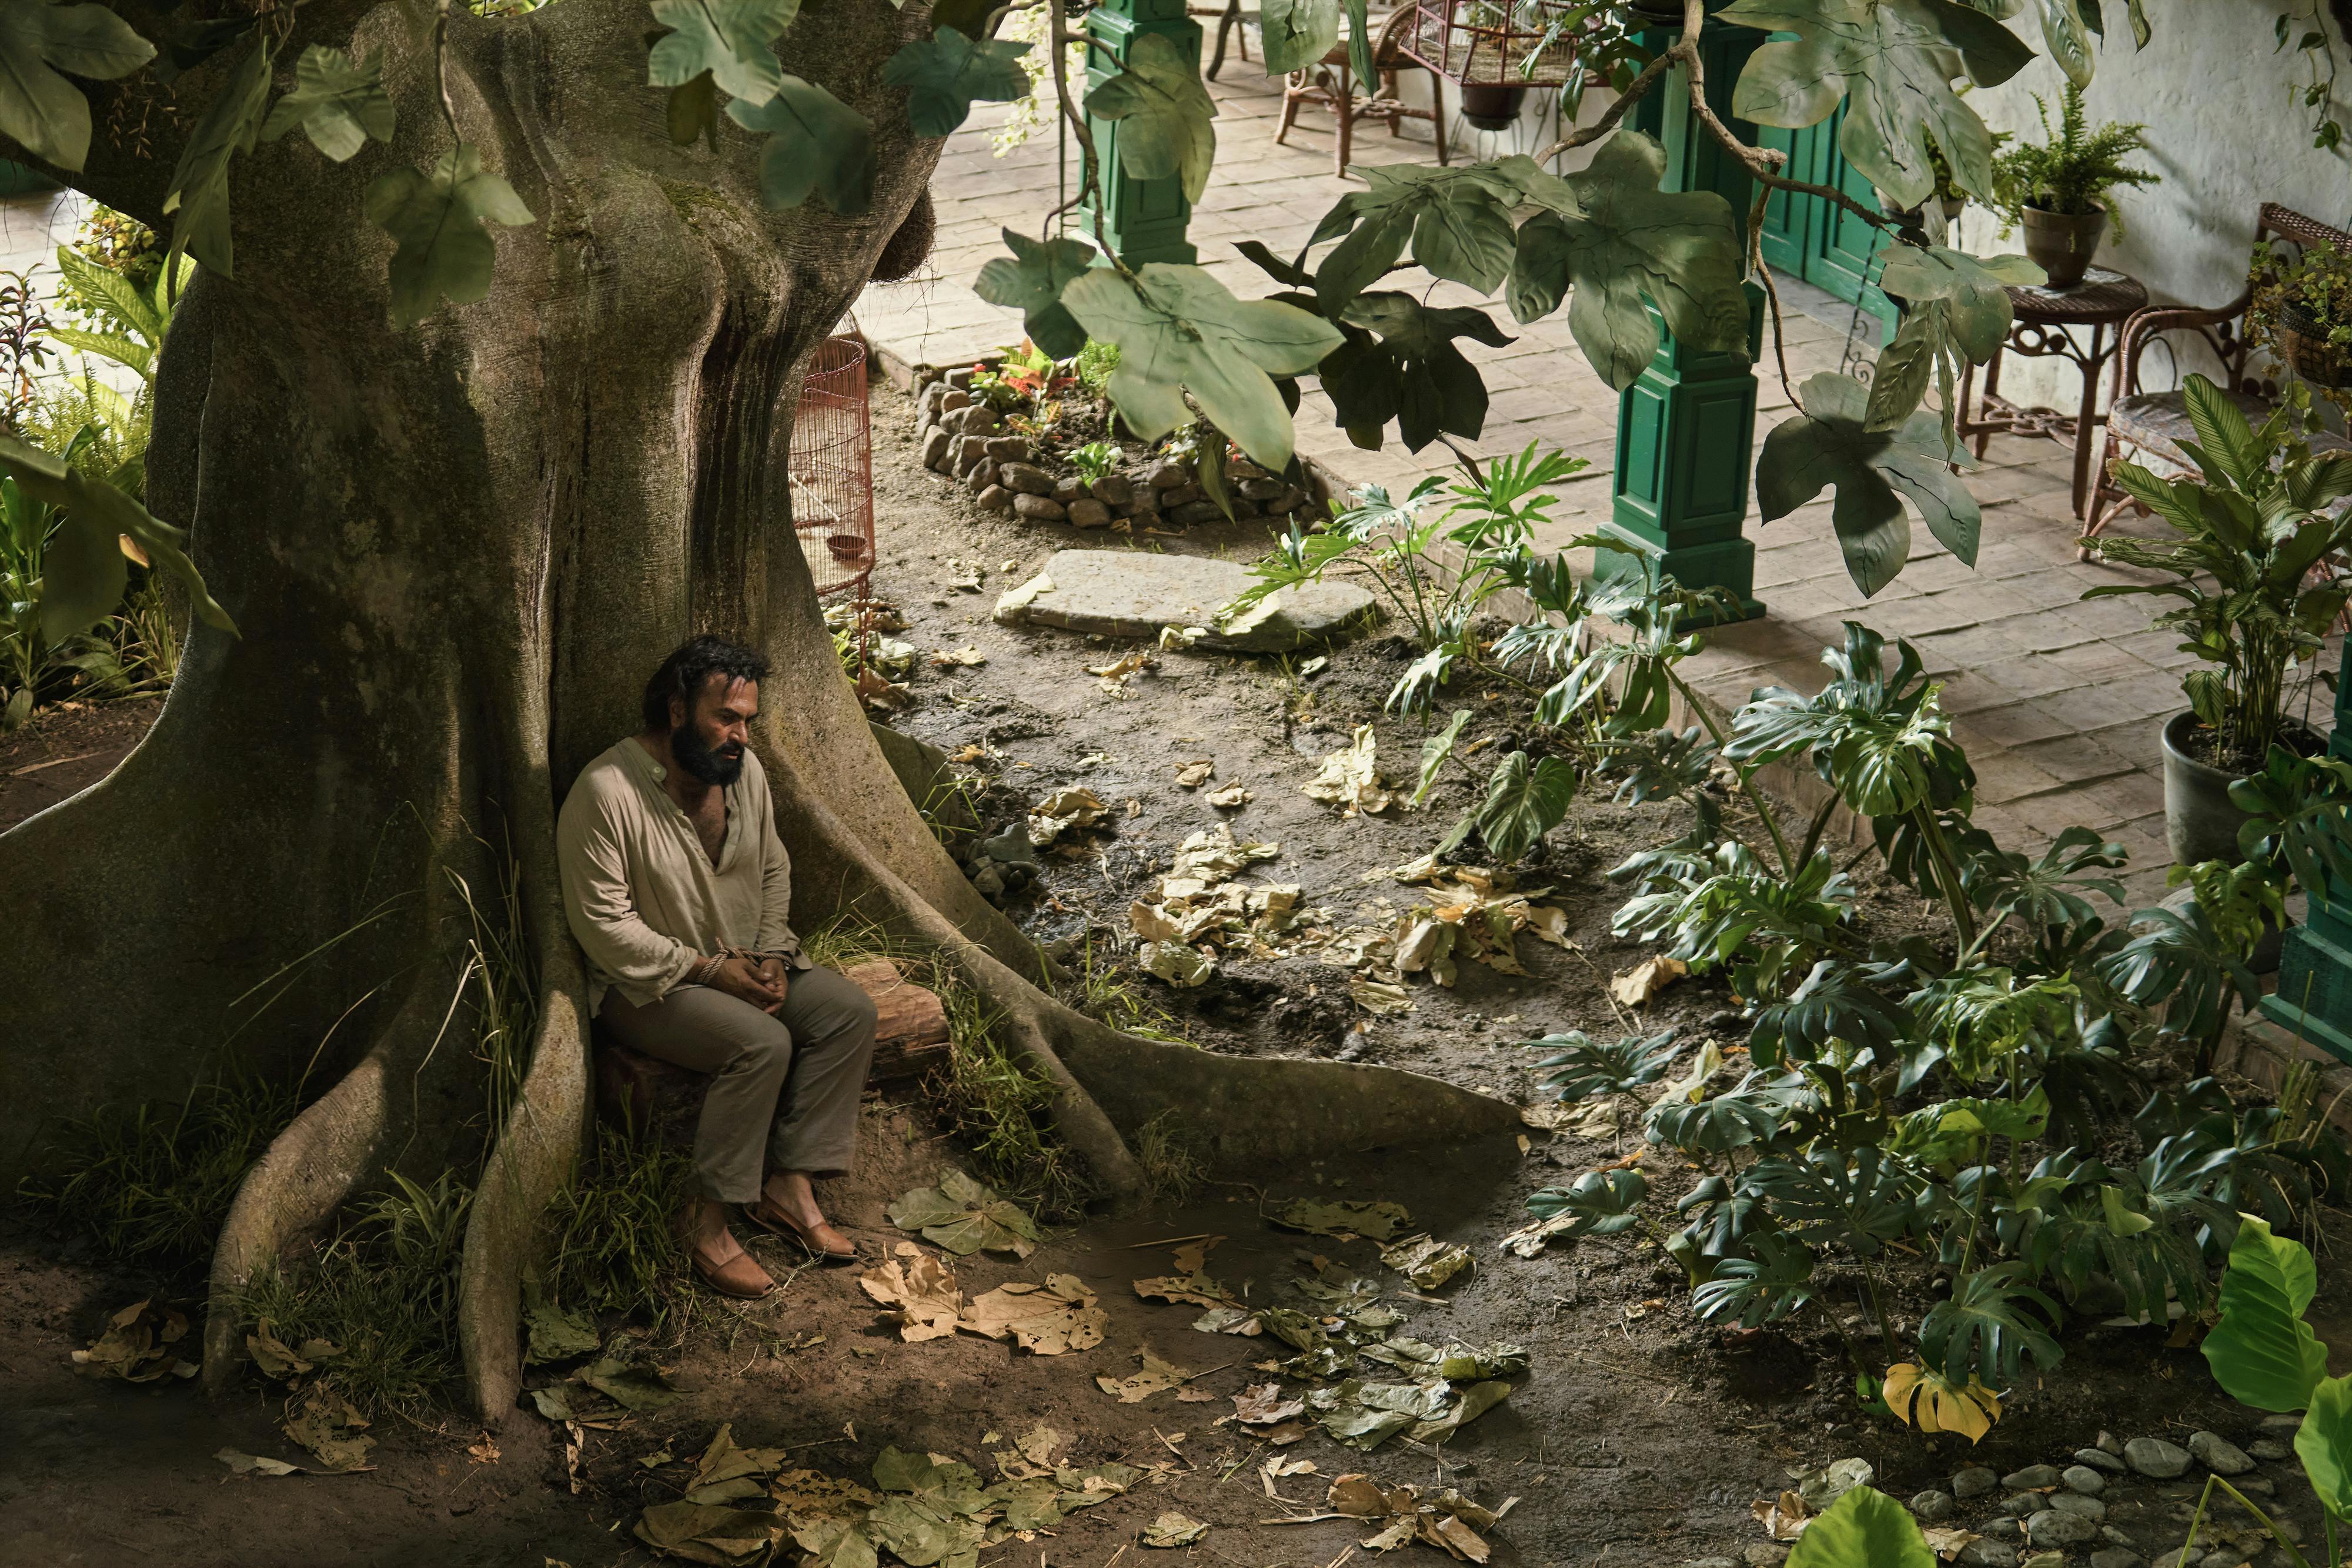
[0,0,1518,1425]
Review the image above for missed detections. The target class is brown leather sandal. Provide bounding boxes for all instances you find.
[690,1242,775,1299]
[745,1198,858,1263]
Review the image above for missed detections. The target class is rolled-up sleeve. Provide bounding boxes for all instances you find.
[557,781,700,1009]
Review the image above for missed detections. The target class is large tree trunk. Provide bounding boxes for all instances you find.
[0,0,1516,1423]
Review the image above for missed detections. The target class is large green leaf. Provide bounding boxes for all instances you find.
[0,0,156,171]
[1875,246,2043,353]
[1722,0,2034,208]
[1919,1262,2062,1385]
[1327,294,1512,451]
[2203,1212,2328,1413]
[258,45,395,162]
[0,434,235,640]
[2032,0,2096,85]
[1755,372,1980,596]
[1061,263,1341,469]
[162,39,273,278]
[884,26,1031,138]
[2298,1375,2352,1522]
[726,77,875,214]
[646,0,800,106]
[1476,750,1576,863]
[365,143,536,327]
[1259,0,1339,73]
[1785,1486,1936,1568]
[1086,32,1217,204]
[1310,162,1523,309]
[1505,131,1750,391]
[1412,708,1472,808]
[973,229,1097,359]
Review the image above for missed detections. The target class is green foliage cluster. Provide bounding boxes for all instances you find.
[2251,235,2352,368]
[2088,377,2352,768]
[1988,81,2158,229]
[537,1123,697,1331]
[238,1171,474,1413]
[1476,549,2352,1406]
[16,1071,301,1270]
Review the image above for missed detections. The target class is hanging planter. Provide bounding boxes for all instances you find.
[1458,82,1529,131]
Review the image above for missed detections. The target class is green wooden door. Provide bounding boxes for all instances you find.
[1756,111,1895,333]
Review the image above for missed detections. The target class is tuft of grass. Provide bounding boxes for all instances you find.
[18,1071,300,1271]
[1067,935,1191,1045]
[1134,1109,1207,1205]
[539,1122,696,1332]
[237,1169,473,1415]
[932,987,1093,1221]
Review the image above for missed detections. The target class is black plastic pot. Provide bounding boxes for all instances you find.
[2161,709,2251,868]
[1459,83,1529,132]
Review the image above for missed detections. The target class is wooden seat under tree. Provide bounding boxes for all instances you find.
[2086,203,2352,558]
[593,957,953,1139]
[1275,7,1448,179]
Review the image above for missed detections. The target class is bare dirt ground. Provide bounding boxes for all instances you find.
[1,380,2342,1568]
[0,694,161,834]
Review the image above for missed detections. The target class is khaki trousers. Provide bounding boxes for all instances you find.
[600,966,878,1203]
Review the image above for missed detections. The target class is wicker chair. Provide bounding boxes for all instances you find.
[2084,203,2352,559]
[1274,7,1448,179]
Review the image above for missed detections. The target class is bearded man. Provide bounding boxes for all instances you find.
[557,634,877,1298]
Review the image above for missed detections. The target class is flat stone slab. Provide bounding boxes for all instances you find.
[992,547,1376,653]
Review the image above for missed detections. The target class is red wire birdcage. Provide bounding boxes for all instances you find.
[1398,0,1584,88]
[791,325,874,600]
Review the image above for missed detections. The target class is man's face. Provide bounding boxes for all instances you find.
[670,675,758,786]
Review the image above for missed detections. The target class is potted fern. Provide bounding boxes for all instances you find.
[1989,82,2159,289]
[2084,377,2352,865]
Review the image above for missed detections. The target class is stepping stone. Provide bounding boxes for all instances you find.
[2006,1465,2065,1489]
[2090,1551,2142,1568]
[2027,1509,2099,1546]
[2064,1465,2109,1494]
[2126,1437,2192,1478]
[2189,1431,2256,1476]
[2075,1449,2128,1474]
[1954,1466,2000,1499]
[993,549,1377,652]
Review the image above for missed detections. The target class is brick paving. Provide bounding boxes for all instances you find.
[857,69,2233,902]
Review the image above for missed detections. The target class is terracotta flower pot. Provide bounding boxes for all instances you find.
[2020,205,2107,290]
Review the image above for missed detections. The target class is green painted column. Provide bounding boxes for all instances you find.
[1596,7,1766,624]
[2260,638,2352,1062]
[1080,0,1201,265]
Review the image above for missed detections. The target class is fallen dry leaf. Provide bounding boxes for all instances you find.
[1141,1510,1210,1547]
[72,1299,196,1383]
[1609,954,1688,1008]
[1174,759,1215,788]
[1301,724,1396,816]
[931,646,987,668]
[284,1384,376,1473]
[1233,1383,1307,1425]
[1204,781,1252,809]
[1924,1525,1980,1560]
[1753,1489,1811,1540]
[958,1275,1107,1355]
[1095,1349,1192,1403]
[858,1248,963,1342]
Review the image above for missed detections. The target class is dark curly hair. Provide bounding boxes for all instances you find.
[641,634,770,733]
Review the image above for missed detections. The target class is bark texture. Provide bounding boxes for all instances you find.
[0,0,1516,1423]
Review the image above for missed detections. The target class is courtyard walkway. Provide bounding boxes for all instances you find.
[859,68,2226,904]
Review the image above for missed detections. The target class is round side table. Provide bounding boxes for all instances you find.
[1954,266,2149,520]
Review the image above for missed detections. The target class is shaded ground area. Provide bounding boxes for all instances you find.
[0,695,161,834]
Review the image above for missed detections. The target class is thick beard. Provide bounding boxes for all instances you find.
[671,723,744,787]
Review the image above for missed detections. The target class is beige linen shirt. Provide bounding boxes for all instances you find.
[556,737,808,1015]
